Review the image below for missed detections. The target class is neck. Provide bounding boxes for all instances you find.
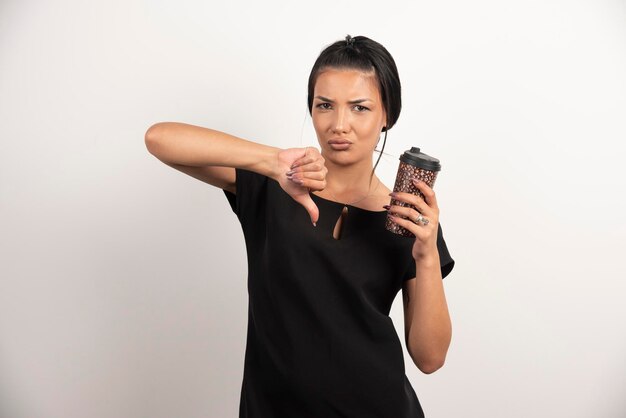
[323,156,378,200]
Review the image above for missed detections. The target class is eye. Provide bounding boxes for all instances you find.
[354,105,369,112]
[316,103,332,110]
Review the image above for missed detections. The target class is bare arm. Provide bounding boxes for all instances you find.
[402,255,451,374]
[144,122,281,193]
[145,121,328,225]
[390,181,451,374]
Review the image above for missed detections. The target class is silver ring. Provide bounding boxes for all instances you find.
[413,214,429,225]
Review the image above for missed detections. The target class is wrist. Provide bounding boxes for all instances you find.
[250,145,282,180]
[413,254,440,282]
[413,250,439,266]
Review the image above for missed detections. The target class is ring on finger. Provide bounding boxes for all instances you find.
[412,213,429,225]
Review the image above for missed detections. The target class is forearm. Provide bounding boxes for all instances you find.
[407,253,452,372]
[144,122,281,179]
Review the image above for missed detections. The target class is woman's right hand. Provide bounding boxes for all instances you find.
[273,147,327,226]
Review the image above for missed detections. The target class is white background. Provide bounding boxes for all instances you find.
[1,0,625,417]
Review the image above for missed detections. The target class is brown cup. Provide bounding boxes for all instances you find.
[385,147,441,237]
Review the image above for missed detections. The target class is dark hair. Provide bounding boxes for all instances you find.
[307,35,401,131]
[307,35,402,182]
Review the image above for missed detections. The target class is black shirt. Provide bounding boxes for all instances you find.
[223,168,455,418]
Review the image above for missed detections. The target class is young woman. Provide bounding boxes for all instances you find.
[145,34,455,418]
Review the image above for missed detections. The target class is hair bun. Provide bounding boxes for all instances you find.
[345,34,355,48]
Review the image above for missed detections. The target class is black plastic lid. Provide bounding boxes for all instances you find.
[399,147,441,171]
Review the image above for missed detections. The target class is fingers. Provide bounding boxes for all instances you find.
[287,148,327,190]
[388,180,438,212]
[386,203,429,224]
[387,192,432,219]
[288,160,326,173]
[386,180,439,229]
[387,213,423,236]
[291,147,324,169]
[291,157,313,169]
[287,170,326,182]
[286,161,326,183]
[287,174,327,191]
[387,190,437,238]
[411,178,438,209]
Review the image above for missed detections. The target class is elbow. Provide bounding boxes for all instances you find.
[416,358,445,374]
[409,350,447,374]
[144,122,165,152]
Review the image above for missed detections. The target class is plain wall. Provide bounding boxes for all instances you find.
[1,0,625,417]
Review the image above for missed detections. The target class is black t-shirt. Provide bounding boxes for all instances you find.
[223,168,455,418]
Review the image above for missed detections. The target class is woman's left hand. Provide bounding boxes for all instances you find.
[387,179,440,261]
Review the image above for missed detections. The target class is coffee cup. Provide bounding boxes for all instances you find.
[385,147,441,237]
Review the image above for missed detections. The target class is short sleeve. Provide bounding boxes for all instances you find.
[403,222,455,281]
[222,167,268,221]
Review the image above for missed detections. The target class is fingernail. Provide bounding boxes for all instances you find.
[388,192,396,197]
[383,205,391,210]
[312,222,317,227]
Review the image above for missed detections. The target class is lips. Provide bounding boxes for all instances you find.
[328,139,352,144]
[328,138,352,151]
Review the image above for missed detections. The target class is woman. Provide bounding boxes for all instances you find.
[145,34,455,418]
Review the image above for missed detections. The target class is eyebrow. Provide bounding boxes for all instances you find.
[314,95,372,104]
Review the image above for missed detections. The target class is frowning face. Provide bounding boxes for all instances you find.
[312,68,387,167]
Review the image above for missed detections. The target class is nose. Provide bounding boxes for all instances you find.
[331,106,349,133]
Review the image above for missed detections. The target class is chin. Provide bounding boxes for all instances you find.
[323,151,367,167]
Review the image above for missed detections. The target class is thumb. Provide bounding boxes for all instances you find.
[292,193,320,226]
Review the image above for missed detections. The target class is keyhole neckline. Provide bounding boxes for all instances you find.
[310,191,388,214]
